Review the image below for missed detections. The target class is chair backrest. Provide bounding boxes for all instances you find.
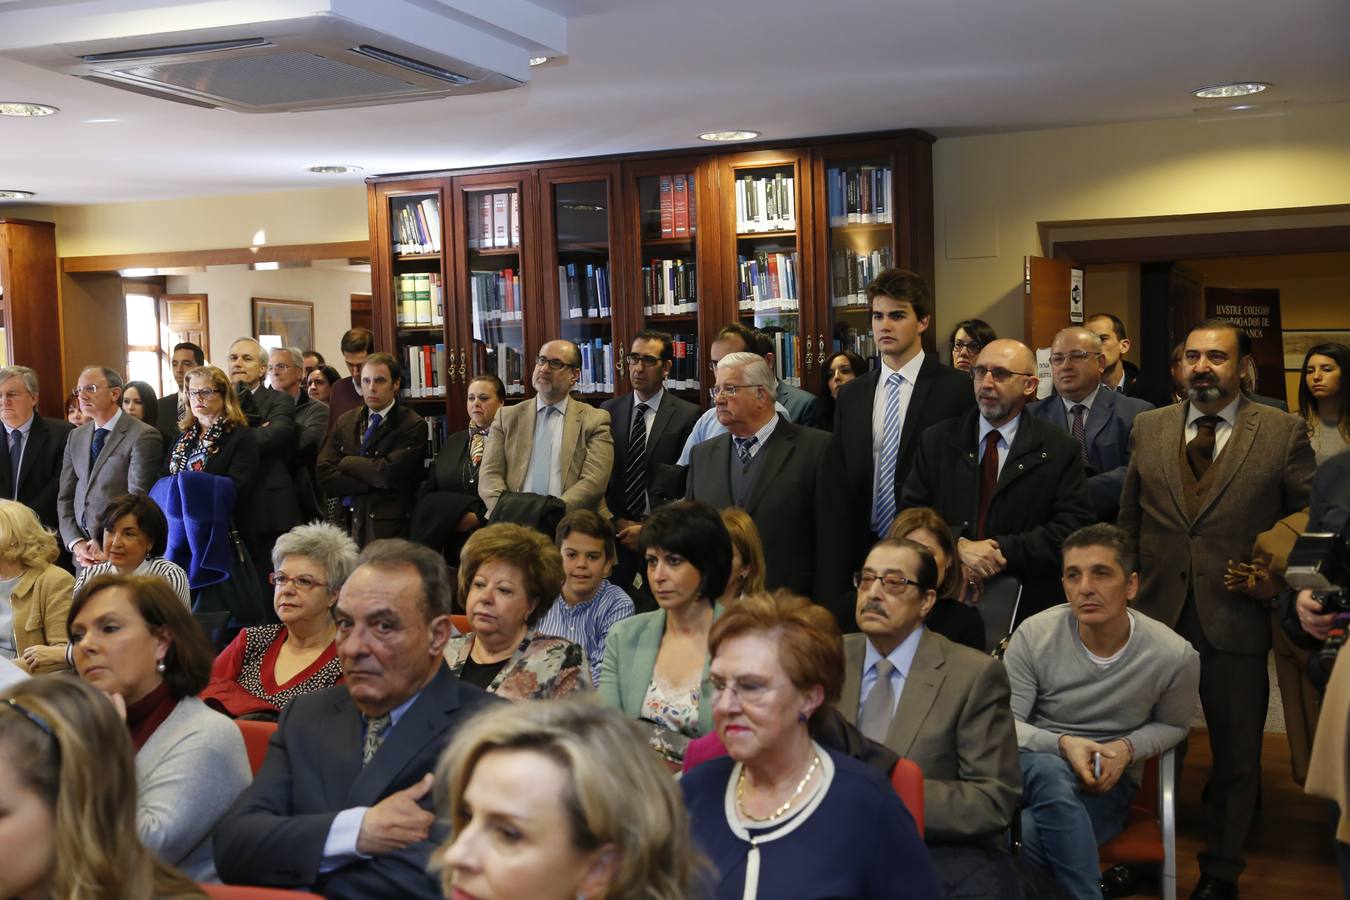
[976,574,1022,656]
[236,719,278,776]
[450,613,471,635]
[890,757,925,838]
[202,885,325,899]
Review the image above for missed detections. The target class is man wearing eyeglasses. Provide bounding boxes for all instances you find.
[0,366,72,535]
[57,366,163,568]
[158,341,204,450]
[478,339,613,519]
[901,339,1093,621]
[1029,327,1153,522]
[270,346,330,520]
[686,352,852,628]
[601,330,699,606]
[841,536,1019,850]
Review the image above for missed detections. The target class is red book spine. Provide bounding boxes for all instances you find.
[672,174,689,237]
[504,269,516,317]
[767,253,781,301]
[659,175,674,238]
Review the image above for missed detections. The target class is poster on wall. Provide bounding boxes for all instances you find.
[1069,269,1084,323]
[252,298,314,353]
[1204,287,1284,404]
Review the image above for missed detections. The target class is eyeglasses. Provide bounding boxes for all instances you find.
[535,356,576,372]
[268,363,297,373]
[854,570,922,595]
[970,366,1034,383]
[952,340,982,354]
[710,677,782,707]
[269,572,329,591]
[624,353,663,368]
[1048,351,1097,366]
[71,384,106,396]
[709,384,762,400]
[186,389,221,400]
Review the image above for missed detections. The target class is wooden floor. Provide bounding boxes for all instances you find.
[1127,729,1340,898]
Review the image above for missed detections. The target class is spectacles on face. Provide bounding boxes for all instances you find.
[625,353,662,368]
[268,363,297,373]
[952,340,982,354]
[970,366,1034,383]
[710,676,782,707]
[709,384,761,401]
[854,570,921,595]
[535,355,576,372]
[187,389,221,401]
[268,572,330,591]
[1048,350,1096,366]
[72,384,106,397]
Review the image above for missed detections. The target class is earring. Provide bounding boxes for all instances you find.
[156,659,166,673]
[797,712,807,723]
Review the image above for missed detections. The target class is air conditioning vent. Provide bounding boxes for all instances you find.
[79,38,272,64]
[349,45,472,86]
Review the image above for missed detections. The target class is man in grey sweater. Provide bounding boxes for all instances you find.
[1005,524,1200,900]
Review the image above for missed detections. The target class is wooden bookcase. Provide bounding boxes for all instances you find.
[0,219,62,418]
[367,130,934,432]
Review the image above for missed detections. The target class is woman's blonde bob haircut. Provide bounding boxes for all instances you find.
[433,698,702,900]
[178,365,247,431]
[0,498,59,570]
[719,507,766,598]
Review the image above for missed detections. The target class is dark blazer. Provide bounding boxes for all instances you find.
[409,428,484,551]
[58,413,163,549]
[213,664,497,899]
[601,389,700,519]
[834,354,975,553]
[1247,391,1289,413]
[156,393,182,458]
[1119,398,1314,654]
[900,410,1095,616]
[318,402,427,546]
[237,385,300,536]
[1028,388,1154,521]
[172,423,260,494]
[0,416,72,531]
[686,416,854,628]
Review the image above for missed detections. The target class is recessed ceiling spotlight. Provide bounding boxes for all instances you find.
[0,102,58,117]
[0,190,35,199]
[1192,82,1269,99]
[305,164,364,175]
[699,130,760,142]
[529,56,551,67]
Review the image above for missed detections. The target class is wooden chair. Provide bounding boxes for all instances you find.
[235,719,278,776]
[890,757,925,839]
[1097,746,1178,900]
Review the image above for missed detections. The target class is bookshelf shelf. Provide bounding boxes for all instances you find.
[393,253,441,262]
[736,230,798,240]
[641,236,695,247]
[470,246,521,257]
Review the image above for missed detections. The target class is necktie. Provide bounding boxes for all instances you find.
[469,427,488,467]
[1070,404,1089,466]
[622,403,649,518]
[975,430,1001,540]
[1187,415,1221,479]
[529,406,558,494]
[90,427,108,470]
[362,713,391,766]
[858,658,896,743]
[871,372,904,536]
[360,412,383,453]
[733,435,758,465]
[8,429,22,497]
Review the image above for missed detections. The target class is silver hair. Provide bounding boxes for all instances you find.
[716,351,778,395]
[0,366,39,395]
[230,337,264,354]
[272,522,361,591]
[268,346,305,368]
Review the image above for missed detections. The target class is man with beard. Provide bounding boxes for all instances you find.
[901,339,1093,620]
[1120,319,1313,900]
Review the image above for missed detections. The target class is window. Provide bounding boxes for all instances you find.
[124,282,165,393]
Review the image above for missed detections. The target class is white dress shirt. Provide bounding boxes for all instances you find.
[1185,395,1240,458]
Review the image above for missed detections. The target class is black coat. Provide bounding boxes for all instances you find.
[172,423,260,495]
[409,428,485,552]
[601,390,700,519]
[318,403,427,547]
[0,416,73,532]
[237,385,300,535]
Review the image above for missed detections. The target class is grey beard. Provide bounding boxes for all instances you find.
[1188,384,1221,403]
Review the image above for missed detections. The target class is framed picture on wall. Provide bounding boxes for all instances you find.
[1282,329,1350,370]
[253,298,314,352]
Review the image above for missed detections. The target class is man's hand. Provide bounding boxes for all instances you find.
[356,773,435,856]
[958,538,1006,580]
[455,511,480,533]
[1058,734,1129,793]
[1296,589,1337,642]
[74,539,105,568]
[614,519,641,553]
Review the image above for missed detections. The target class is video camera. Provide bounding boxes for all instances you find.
[1285,531,1350,685]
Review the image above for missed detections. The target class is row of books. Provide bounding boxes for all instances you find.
[393,196,442,255]
[575,338,616,394]
[395,273,445,327]
[664,333,701,390]
[737,250,800,309]
[400,344,447,398]
[422,415,451,467]
[735,172,797,234]
[470,269,525,325]
[655,174,698,239]
[765,329,803,388]
[829,246,894,307]
[642,259,698,316]
[468,191,522,250]
[486,344,529,396]
[825,165,893,227]
[558,263,612,319]
[835,328,880,362]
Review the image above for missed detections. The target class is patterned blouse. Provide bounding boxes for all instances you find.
[443,630,590,701]
[200,624,343,718]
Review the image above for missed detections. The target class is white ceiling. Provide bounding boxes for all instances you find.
[1,0,1347,206]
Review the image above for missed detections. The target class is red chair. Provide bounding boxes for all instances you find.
[1096,746,1178,900]
[202,885,324,899]
[235,719,278,776]
[451,613,471,634]
[890,758,924,839]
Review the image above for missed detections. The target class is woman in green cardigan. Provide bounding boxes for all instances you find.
[598,500,731,765]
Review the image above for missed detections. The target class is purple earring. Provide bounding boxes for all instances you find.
[797,712,807,723]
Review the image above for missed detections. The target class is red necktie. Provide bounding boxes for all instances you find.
[975,430,1001,540]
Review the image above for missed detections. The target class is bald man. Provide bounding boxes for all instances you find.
[900,339,1094,621]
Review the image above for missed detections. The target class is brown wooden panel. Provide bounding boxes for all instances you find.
[61,240,371,273]
[1054,225,1350,265]
[1023,255,1074,350]
[0,220,63,417]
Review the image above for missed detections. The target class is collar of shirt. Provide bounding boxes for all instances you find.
[1185,394,1240,431]
[367,398,397,420]
[92,407,122,432]
[634,387,664,415]
[384,685,424,730]
[880,348,925,385]
[977,410,1021,453]
[553,578,612,614]
[5,415,35,438]
[863,624,925,682]
[741,413,780,456]
[1060,384,1101,416]
[536,394,570,418]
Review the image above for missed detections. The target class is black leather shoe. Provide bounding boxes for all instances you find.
[1191,874,1239,900]
[1099,863,1137,899]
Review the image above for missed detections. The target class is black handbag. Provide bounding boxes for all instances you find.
[489,491,567,538]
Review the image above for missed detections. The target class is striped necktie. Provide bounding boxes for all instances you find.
[622,403,649,517]
[871,372,904,536]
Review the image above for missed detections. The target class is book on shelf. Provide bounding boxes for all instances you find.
[836,327,879,365]
[667,332,700,390]
[492,194,509,248]
[761,329,802,388]
[825,165,893,227]
[659,175,674,238]
[401,343,447,399]
[736,250,800,312]
[394,196,442,255]
[829,246,894,307]
[735,172,796,234]
[395,273,445,326]
[558,263,610,320]
[470,270,524,333]
[654,172,696,240]
[423,415,450,467]
[673,174,689,237]
[641,258,698,316]
[491,344,527,396]
[576,338,615,394]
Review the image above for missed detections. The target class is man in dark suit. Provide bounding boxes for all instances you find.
[157,341,204,449]
[1030,326,1154,522]
[901,340,1094,619]
[603,329,700,605]
[1085,313,1148,398]
[270,346,329,520]
[214,539,496,898]
[0,366,72,533]
[1119,319,1314,900]
[318,353,427,547]
[835,268,975,555]
[686,352,852,627]
[58,366,163,568]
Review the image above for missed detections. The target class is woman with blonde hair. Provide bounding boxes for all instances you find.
[434,698,700,900]
[0,499,76,674]
[170,365,257,489]
[719,507,766,604]
[0,676,207,899]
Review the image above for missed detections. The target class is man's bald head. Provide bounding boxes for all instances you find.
[972,339,1039,427]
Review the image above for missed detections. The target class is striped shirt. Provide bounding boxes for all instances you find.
[74,556,192,608]
[535,579,635,687]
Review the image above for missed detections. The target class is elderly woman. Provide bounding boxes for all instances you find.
[121,380,160,429]
[201,523,358,719]
[73,494,189,607]
[681,592,938,899]
[69,574,251,881]
[0,677,210,900]
[600,500,730,764]
[719,507,766,605]
[434,698,701,900]
[888,506,986,652]
[0,500,75,675]
[443,523,588,700]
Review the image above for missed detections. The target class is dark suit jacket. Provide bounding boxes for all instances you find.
[156,393,182,458]
[213,664,497,899]
[601,390,700,519]
[900,410,1095,615]
[58,413,163,549]
[238,385,300,536]
[834,354,975,554]
[410,429,484,551]
[318,403,427,546]
[1119,398,1314,654]
[1028,388,1154,521]
[1247,391,1289,412]
[686,416,853,627]
[0,416,72,531]
[840,630,1020,843]
[173,423,260,494]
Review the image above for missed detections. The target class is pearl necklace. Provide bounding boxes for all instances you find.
[736,753,821,823]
